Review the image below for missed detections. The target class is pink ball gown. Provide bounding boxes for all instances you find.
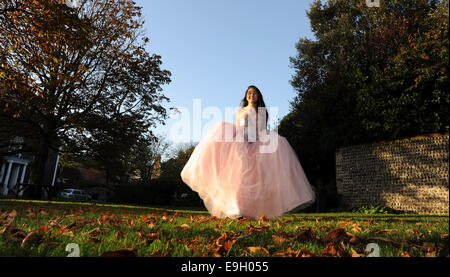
[180,107,316,219]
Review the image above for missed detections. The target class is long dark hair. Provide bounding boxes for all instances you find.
[240,85,269,127]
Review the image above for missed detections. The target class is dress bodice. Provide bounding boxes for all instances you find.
[236,107,267,131]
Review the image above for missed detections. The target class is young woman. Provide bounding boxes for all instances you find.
[180,85,315,219]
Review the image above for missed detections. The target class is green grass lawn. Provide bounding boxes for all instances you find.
[0,199,448,257]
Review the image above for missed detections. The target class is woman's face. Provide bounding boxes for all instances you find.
[246,88,258,104]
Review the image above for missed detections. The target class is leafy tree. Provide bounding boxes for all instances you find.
[160,144,196,183]
[355,3,449,137]
[280,0,448,210]
[0,0,171,197]
[127,133,171,183]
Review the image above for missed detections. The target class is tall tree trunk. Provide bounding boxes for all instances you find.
[31,137,49,199]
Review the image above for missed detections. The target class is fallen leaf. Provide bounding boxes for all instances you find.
[214,224,222,231]
[322,242,350,257]
[401,251,412,257]
[115,230,126,239]
[363,218,374,226]
[8,210,17,220]
[214,232,237,255]
[48,220,62,228]
[347,232,363,245]
[88,237,101,243]
[272,248,298,257]
[351,223,363,233]
[222,239,236,252]
[138,230,160,244]
[272,234,289,246]
[258,215,269,225]
[64,221,77,230]
[295,228,319,241]
[38,225,49,233]
[351,248,365,257]
[174,223,192,231]
[375,229,398,234]
[84,227,108,236]
[322,243,337,256]
[425,251,437,257]
[58,228,74,237]
[323,228,351,242]
[21,232,41,247]
[198,216,213,223]
[238,217,250,224]
[247,246,270,256]
[246,224,269,233]
[148,249,171,257]
[422,242,436,253]
[337,219,352,227]
[295,249,315,257]
[4,226,28,242]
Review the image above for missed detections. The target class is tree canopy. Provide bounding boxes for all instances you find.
[279,0,449,201]
[0,0,172,194]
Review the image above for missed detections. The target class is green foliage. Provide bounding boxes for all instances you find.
[160,145,195,182]
[282,0,449,203]
[0,199,448,257]
[350,205,402,215]
[158,145,202,207]
[0,0,172,190]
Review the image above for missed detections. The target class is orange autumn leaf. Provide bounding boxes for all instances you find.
[337,219,352,227]
[363,218,374,226]
[401,251,412,257]
[322,242,350,257]
[246,224,270,233]
[351,248,365,257]
[296,249,315,257]
[258,215,269,225]
[247,246,270,256]
[115,230,126,239]
[8,210,18,219]
[272,234,289,246]
[272,248,298,257]
[38,225,49,233]
[58,228,72,234]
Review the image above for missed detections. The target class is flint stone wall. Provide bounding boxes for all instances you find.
[335,133,449,214]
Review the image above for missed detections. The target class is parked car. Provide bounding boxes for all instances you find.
[60,189,92,201]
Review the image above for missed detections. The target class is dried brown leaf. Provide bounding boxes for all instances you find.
[401,251,412,257]
[272,234,289,247]
[21,232,41,247]
[362,218,374,226]
[323,228,351,242]
[337,219,352,227]
[295,249,315,257]
[295,228,319,242]
[247,246,270,256]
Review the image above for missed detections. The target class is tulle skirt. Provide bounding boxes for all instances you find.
[180,121,316,219]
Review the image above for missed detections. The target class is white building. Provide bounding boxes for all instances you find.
[0,155,31,196]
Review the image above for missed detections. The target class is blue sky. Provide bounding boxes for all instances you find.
[134,0,316,148]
